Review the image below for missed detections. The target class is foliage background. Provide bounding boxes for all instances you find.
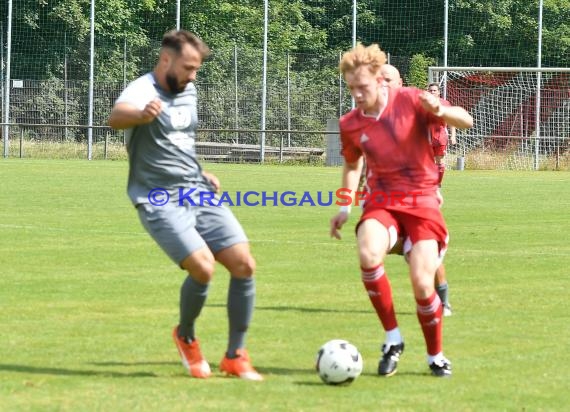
[0,1,568,158]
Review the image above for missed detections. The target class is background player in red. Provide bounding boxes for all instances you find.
[330,44,472,377]
[428,82,457,187]
[428,82,456,316]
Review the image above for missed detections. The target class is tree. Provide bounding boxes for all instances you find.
[406,54,437,89]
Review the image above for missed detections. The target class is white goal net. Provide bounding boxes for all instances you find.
[428,67,570,170]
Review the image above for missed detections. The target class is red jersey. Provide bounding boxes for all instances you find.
[430,98,451,147]
[340,87,445,209]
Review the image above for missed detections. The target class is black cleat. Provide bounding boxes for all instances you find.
[378,342,404,376]
[429,357,452,377]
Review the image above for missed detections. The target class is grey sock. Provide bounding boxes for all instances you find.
[227,277,255,358]
[436,283,449,307]
[178,276,209,341]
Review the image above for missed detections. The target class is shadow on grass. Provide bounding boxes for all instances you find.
[294,381,329,386]
[256,305,371,314]
[89,363,314,377]
[91,361,178,367]
[3,363,430,380]
[206,303,369,314]
[255,366,314,376]
[0,363,157,378]
[207,303,416,316]
[294,370,432,386]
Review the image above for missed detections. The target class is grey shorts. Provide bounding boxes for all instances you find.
[137,201,249,265]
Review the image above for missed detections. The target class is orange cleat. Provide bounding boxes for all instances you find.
[220,349,263,381]
[172,327,211,378]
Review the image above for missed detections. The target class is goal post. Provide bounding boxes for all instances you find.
[428,67,570,171]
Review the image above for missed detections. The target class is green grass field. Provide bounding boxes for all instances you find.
[1,160,569,411]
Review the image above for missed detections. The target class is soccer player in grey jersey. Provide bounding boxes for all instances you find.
[108,30,262,381]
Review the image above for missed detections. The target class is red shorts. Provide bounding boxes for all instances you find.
[431,129,448,157]
[432,143,447,157]
[356,207,449,255]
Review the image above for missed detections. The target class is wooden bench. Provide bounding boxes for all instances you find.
[195,141,324,163]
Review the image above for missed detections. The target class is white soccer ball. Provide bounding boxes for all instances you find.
[316,339,363,385]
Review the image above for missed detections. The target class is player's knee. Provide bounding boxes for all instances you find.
[182,256,216,284]
[231,254,256,278]
[358,247,383,268]
[243,255,257,277]
[434,266,446,283]
[190,263,215,284]
[410,271,436,297]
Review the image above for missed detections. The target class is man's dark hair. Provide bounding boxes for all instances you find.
[428,83,440,90]
[161,30,210,59]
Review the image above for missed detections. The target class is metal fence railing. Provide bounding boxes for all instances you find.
[2,1,567,168]
[0,123,329,164]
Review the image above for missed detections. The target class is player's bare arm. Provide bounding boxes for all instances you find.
[202,171,220,192]
[449,126,457,145]
[330,157,363,240]
[419,91,473,129]
[108,99,162,130]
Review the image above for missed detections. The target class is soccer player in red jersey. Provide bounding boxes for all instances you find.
[427,82,457,316]
[428,82,457,187]
[330,44,473,377]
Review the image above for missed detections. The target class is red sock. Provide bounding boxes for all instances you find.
[361,264,397,331]
[437,163,445,186]
[416,292,443,356]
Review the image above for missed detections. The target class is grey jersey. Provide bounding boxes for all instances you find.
[116,73,213,205]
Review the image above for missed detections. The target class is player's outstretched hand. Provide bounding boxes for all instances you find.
[140,98,162,124]
[330,212,349,240]
[419,91,441,115]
